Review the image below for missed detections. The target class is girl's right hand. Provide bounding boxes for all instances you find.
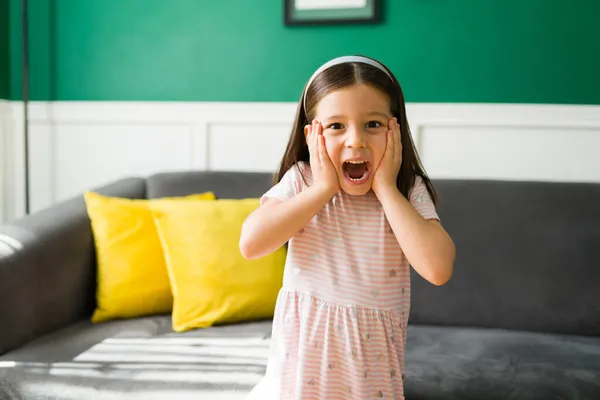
[305,120,339,198]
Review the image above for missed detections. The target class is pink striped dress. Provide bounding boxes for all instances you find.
[247,162,439,400]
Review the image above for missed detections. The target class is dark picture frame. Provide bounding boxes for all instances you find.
[284,0,380,26]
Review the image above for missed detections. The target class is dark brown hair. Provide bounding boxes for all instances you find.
[274,55,438,204]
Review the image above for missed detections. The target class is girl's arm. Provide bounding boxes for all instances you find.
[239,184,333,260]
[374,118,455,286]
[378,184,455,286]
[242,121,339,260]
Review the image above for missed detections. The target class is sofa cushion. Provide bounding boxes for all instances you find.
[404,325,600,400]
[2,319,598,400]
[146,171,274,200]
[410,179,600,337]
[0,316,271,400]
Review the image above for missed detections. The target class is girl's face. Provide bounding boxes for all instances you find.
[314,83,392,196]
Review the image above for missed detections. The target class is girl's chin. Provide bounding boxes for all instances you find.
[341,187,372,196]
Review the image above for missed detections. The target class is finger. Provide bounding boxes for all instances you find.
[387,118,396,153]
[380,129,389,164]
[394,118,402,153]
[316,123,326,162]
[318,134,327,165]
[388,128,394,160]
[312,122,319,160]
[312,120,319,149]
[305,124,314,156]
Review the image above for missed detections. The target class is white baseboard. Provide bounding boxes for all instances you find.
[2,101,600,223]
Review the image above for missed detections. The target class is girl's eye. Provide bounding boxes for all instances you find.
[366,121,381,128]
[328,123,343,130]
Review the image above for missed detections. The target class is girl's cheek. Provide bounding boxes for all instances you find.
[371,134,387,153]
[324,139,337,158]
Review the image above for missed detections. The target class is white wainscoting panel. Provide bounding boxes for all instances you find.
[409,103,600,182]
[2,101,600,223]
[207,123,291,172]
[420,125,600,182]
[52,123,195,204]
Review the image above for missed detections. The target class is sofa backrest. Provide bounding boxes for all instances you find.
[147,171,600,337]
[146,171,274,200]
[409,179,600,337]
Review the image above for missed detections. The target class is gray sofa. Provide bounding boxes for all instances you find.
[1,171,599,400]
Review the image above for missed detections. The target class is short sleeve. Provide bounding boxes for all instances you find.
[260,163,305,205]
[409,175,439,221]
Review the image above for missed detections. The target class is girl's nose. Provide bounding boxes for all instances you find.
[345,126,367,148]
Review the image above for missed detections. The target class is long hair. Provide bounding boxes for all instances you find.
[274,55,438,204]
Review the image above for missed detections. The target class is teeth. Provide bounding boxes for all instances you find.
[346,160,366,164]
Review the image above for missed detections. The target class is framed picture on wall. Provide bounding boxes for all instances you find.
[284,0,380,26]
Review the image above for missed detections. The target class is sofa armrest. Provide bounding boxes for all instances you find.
[0,178,146,355]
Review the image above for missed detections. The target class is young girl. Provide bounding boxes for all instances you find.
[240,55,455,399]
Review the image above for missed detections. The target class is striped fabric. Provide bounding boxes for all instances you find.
[247,162,438,399]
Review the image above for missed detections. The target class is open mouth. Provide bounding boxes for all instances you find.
[342,160,370,184]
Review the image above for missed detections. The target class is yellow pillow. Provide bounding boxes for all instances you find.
[84,191,216,323]
[152,198,286,332]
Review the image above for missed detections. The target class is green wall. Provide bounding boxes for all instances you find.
[0,0,9,99]
[7,0,600,104]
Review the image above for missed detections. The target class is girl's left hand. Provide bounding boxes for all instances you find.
[372,117,402,195]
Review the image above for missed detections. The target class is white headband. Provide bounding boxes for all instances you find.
[303,55,393,111]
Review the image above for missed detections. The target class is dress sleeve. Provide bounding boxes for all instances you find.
[408,175,439,221]
[260,163,305,205]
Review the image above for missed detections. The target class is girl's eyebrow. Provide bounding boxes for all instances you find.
[323,111,390,121]
[367,111,392,118]
[322,114,345,121]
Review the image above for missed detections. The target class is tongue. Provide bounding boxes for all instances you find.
[346,163,366,179]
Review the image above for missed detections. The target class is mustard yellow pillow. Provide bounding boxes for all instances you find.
[151,198,286,332]
[84,191,215,323]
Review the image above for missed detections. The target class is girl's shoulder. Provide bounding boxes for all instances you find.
[295,161,312,177]
[407,174,439,221]
[408,174,424,196]
[285,161,313,188]
[261,162,312,204]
